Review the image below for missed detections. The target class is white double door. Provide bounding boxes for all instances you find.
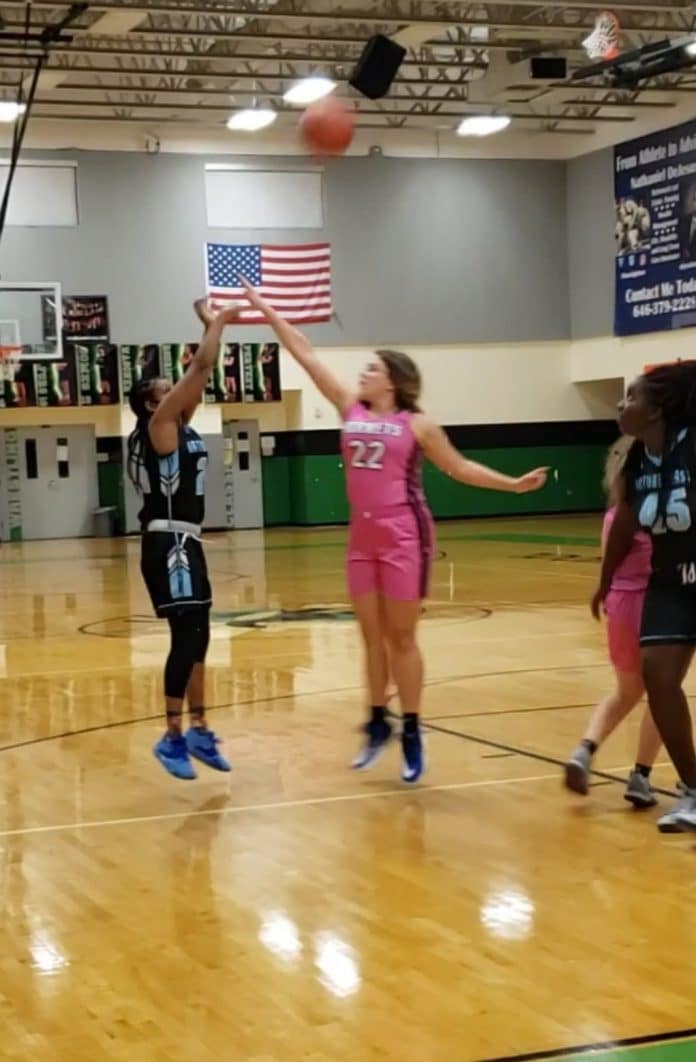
[13,426,98,539]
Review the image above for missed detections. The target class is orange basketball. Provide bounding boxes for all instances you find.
[300,97,355,157]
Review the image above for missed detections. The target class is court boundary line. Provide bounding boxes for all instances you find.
[0,663,609,754]
[0,763,659,840]
[423,718,679,798]
[474,1027,696,1061]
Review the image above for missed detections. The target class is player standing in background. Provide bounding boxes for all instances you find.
[240,277,548,783]
[566,436,662,805]
[593,363,696,831]
[127,299,239,780]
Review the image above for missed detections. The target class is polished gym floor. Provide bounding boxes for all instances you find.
[0,516,695,1061]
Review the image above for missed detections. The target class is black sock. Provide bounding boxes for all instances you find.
[403,712,419,736]
[370,705,387,725]
[635,763,652,778]
[581,739,598,755]
[189,708,206,730]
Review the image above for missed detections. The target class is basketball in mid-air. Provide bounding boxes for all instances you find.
[300,97,355,157]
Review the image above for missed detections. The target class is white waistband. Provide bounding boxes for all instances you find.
[146,519,201,536]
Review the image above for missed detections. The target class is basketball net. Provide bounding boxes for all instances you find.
[0,345,22,384]
[582,10,621,61]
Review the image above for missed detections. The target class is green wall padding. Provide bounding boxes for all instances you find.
[261,445,606,526]
[261,455,292,526]
[97,463,125,534]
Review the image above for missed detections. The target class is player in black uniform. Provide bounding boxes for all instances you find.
[593,361,696,831]
[127,299,239,779]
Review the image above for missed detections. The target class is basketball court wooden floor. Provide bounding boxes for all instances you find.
[1,515,695,1062]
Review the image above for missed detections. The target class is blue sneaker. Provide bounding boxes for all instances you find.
[351,717,393,770]
[401,728,425,784]
[185,727,231,772]
[154,734,197,780]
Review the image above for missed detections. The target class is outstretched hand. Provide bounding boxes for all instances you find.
[239,275,263,307]
[515,467,550,494]
[193,298,241,328]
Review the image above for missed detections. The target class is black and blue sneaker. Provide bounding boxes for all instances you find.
[351,717,393,771]
[401,727,425,784]
[154,734,197,780]
[185,727,231,772]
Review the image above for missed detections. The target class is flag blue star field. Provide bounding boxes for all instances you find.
[205,242,332,324]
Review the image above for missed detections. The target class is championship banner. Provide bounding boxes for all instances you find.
[614,118,696,336]
[42,294,110,342]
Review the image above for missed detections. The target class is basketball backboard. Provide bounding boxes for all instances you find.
[0,281,63,360]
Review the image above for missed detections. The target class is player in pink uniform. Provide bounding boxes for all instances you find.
[565,437,662,804]
[241,278,548,782]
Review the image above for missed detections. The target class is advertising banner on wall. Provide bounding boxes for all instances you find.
[614,118,696,336]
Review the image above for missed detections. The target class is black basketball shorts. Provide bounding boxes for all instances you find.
[141,531,212,618]
[640,579,696,648]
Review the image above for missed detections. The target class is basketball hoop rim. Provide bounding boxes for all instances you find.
[0,345,23,376]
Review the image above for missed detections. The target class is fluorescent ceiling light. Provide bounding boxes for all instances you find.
[456,115,511,137]
[0,101,27,123]
[226,108,276,132]
[685,39,696,57]
[284,77,336,105]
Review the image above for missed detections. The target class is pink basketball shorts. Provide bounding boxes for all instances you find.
[347,505,435,602]
[604,588,645,674]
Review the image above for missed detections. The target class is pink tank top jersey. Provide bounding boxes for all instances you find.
[341,402,426,511]
[602,506,651,592]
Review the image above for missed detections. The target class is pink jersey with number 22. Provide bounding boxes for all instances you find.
[341,402,426,510]
[341,402,434,601]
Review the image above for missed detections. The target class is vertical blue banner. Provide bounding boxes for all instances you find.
[614,119,696,336]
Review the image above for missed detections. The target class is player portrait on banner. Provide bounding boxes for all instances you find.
[679,181,696,262]
[33,358,77,407]
[257,342,282,402]
[119,344,160,401]
[205,341,239,403]
[73,342,120,405]
[615,198,651,257]
[0,355,35,408]
[221,342,241,402]
[240,342,282,402]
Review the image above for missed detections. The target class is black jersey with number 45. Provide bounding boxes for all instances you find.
[627,428,696,587]
[138,425,208,529]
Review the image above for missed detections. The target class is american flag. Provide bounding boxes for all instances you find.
[205,242,332,324]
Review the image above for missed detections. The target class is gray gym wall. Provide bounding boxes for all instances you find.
[0,151,569,346]
[566,148,614,340]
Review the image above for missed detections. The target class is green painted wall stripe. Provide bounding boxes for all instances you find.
[261,443,607,526]
[556,1037,696,1061]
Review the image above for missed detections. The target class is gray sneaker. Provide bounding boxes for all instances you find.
[565,744,592,795]
[624,770,658,809]
[657,786,696,833]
